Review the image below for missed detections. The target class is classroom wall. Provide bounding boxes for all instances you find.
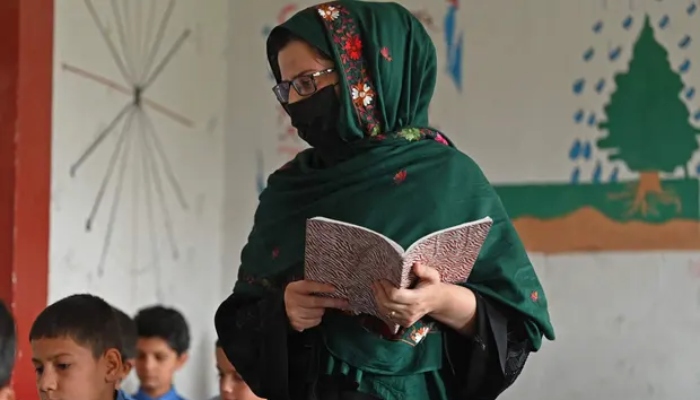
[50,0,228,396]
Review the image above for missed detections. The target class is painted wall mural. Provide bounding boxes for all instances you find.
[494,3,700,253]
[63,0,194,297]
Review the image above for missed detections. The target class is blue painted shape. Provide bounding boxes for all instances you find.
[583,47,595,62]
[693,109,700,121]
[679,35,692,49]
[595,78,606,93]
[447,32,463,91]
[622,15,633,29]
[688,2,697,15]
[609,166,619,183]
[659,15,670,29]
[592,20,603,33]
[261,25,271,37]
[573,109,585,124]
[685,87,695,100]
[587,112,597,127]
[443,4,463,92]
[582,141,592,160]
[679,59,691,73]
[569,139,582,160]
[256,150,266,195]
[608,46,622,61]
[570,167,581,184]
[592,160,602,183]
[573,78,585,94]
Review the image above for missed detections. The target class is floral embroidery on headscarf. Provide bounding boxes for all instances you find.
[343,34,363,60]
[434,133,449,146]
[380,47,392,61]
[530,290,539,302]
[314,2,451,148]
[317,4,339,20]
[314,2,382,137]
[351,83,374,107]
[393,169,407,185]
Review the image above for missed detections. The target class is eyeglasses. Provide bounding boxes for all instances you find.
[272,68,335,104]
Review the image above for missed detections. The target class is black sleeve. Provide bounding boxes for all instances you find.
[214,292,317,400]
[442,293,533,400]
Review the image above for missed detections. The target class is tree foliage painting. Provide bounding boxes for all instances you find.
[597,15,700,216]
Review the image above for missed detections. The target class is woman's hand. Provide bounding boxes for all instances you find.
[284,280,348,332]
[372,263,443,328]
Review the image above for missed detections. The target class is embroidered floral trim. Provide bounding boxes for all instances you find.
[314,2,452,148]
[317,4,340,20]
[357,315,437,346]
[380,47,392,61]
[351,83,374,107]
[530,290,539,302]
[393,169,407,185]
[315,2,382,136]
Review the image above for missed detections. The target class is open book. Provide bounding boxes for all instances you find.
[304,216,493,333]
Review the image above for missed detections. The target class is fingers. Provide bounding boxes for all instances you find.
[412,262,441,282]
[298,294,348,310]
[374,280,417,305]
[289,280,337,294]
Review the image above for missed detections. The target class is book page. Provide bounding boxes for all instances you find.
[308,217,405,253]
[402,217,493,286]
[304,218,404,317]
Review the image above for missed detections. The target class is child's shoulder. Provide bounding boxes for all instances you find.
[116,389,135,400]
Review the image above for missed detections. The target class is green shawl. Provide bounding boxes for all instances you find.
[234,0,554,397]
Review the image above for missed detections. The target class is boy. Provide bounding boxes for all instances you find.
[208,340,264,400]
[133,305,189,400]
[29,294,133,400]
[112,307,137,378]
[0,301,16,400]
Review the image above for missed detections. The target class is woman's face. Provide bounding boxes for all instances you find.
[277,39,337,104]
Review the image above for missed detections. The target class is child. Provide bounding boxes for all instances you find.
[29,294,133,400]
[209,340,264,400]
[112,307,137,378]
[0,301,16,400]
[132,305,189,400]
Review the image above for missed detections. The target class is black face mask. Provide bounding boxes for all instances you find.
[286,85,352,159]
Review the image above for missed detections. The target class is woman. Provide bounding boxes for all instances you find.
[216,1,555,399]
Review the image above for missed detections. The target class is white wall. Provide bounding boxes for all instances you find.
[51,0,229,397]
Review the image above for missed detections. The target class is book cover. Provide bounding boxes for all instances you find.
[304,216,493,333]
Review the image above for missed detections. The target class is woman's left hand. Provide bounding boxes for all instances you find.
[372,263,444,328]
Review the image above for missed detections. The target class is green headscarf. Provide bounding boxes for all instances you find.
[235,0,553,397]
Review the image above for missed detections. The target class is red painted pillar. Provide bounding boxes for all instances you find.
[0,0,53,398]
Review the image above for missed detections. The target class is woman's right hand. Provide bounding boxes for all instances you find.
[284,280,348,332]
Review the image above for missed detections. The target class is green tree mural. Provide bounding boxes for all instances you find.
[597,14,700,216]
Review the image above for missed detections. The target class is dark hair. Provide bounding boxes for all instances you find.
[112,306,137,360]
[215,339,221,348]
[29,294,122,358]
[0,301,16,387]
[134,305,190,355]
[267,29,332,82]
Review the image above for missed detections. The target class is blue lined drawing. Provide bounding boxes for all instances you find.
[443,0,463,91]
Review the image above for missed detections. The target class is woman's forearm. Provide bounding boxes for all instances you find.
[428,283,478,336]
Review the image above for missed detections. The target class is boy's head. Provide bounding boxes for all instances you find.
[111,306,137,377]
[0,301,16,400]
[215,340,264,400]
[29,294,123,400]
[133,305,189,396]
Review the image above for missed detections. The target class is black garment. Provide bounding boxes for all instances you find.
[215,292,532,400]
